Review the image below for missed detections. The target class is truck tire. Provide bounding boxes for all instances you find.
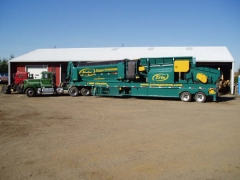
[194,92,206,103]
[16,85,23,93]
[81,88,91,96]
[26,88,36,97]
[180,92,192,102]
[69,87,79,97]
[6,88,11,94]
[1,86,10,94]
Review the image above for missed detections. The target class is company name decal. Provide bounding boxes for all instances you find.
[79,68,95,77]
[95,68,117,72]
[152,73,169,81]
[79,68,118,77]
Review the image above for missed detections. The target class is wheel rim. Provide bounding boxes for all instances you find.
[195,92,206,103]
[81,88,90,96]
[182,94,190,101]
[28,90,34,96]
[70,88,78,96]
[196,94,204,102]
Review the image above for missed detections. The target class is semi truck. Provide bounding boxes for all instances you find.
[58,56,220,102]
[1,71,33,94]
[23,71,57,97]
[1,70,60,97]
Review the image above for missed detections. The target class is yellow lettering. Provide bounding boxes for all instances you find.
[95,68,118,72]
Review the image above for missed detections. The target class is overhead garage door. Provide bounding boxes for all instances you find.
[26,65,48,79]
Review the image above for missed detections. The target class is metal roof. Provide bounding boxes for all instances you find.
[9,46,234,62]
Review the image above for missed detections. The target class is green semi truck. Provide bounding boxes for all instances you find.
[23,71,57,97]
[20,56,221,102]
[61,56,220,102]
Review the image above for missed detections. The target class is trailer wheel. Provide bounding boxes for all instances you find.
[194,92,206,103]
[69,87,79,97]
[81,88,91,96]
[180,92,192,102]
[26,88,35,97]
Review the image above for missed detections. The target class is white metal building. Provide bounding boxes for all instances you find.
[9,46,235,94]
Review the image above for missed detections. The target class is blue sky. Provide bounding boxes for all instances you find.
[0,0,239,71]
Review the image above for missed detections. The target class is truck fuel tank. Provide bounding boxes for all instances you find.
[56,87,69,95]
[37,88,55,94]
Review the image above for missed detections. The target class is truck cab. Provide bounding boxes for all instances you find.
[24,71,56,97]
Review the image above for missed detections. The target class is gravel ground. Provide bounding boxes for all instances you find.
[0,85,240,180]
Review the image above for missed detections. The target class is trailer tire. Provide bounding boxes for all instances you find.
[26,88,35,97]
[194,92,206,103]
[81,88,91,96]
[180,92,192,102]
[69,87,79,97]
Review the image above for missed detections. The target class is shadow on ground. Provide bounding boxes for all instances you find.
[217,95,237,102]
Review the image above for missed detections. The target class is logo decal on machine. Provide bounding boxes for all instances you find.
[152,74,169,81]
[79,68,95,77]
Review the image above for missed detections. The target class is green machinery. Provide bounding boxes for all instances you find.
[60,56,220,102]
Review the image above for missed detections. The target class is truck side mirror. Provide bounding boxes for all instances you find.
[29,74,33,79]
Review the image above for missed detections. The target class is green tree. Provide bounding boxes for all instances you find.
[0,55,14,73]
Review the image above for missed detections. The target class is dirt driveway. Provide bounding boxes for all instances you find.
[0,88,240,180]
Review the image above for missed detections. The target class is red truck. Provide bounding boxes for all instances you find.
[1,72,33,94]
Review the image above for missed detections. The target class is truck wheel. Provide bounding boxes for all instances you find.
[1,86,10,94]
[81,88,91,96]
[195,92,206,103]
[26,88,35,97]
[16,85,23,93]
[6,89,11,94]
[69,87,79,97]
[180,92,192,102]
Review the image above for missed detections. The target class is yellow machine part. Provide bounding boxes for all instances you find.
[174,60,189,72]
[138,66,145,71]
[196,73,208,83]
[208,88,216,94]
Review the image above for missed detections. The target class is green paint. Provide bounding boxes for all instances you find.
[67,57,221,102]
